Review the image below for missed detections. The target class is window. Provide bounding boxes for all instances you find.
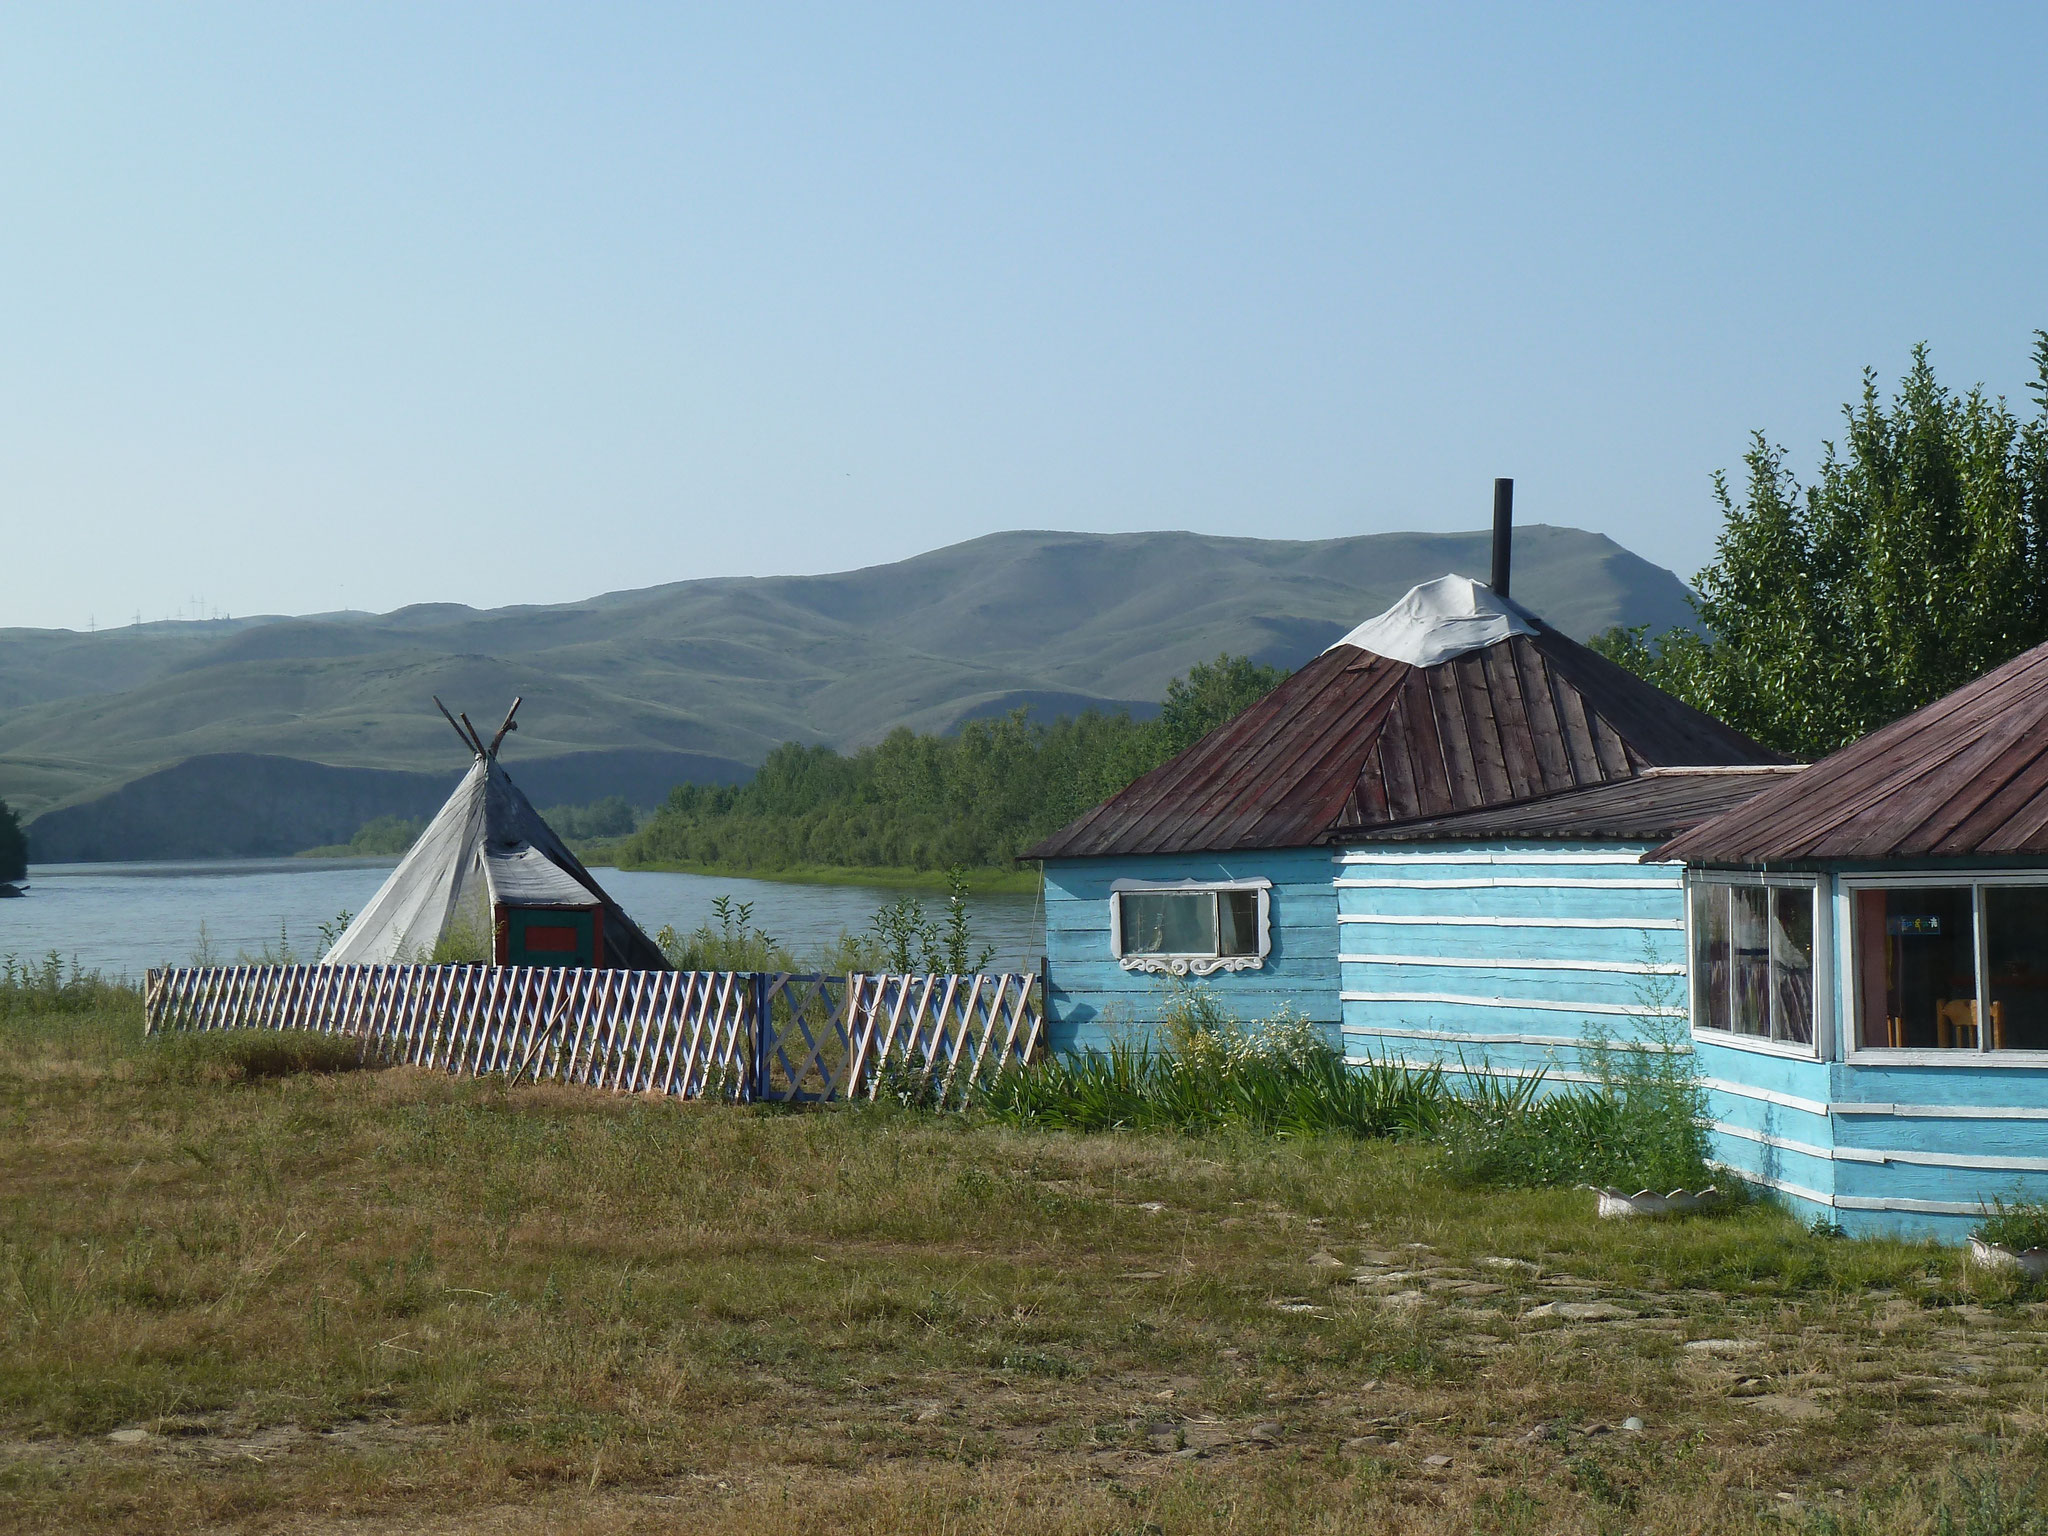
[1689,876,1815,1048]
[1110,879,1270,976]
[1853,880,2048,1053]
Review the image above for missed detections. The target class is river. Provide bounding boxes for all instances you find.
[1,860,1045,979]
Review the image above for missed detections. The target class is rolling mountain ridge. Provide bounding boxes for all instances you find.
[0,526,1700,858]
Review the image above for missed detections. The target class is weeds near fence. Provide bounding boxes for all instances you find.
[980,984,1721,1195]
[0,951,133,1019]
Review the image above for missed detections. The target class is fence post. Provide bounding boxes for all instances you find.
[1038,953,1050,1051]
[750,972,771,1103]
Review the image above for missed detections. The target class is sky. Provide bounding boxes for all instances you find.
[3,4,2045,632]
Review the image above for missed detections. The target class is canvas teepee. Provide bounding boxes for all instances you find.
[321,699,671,970]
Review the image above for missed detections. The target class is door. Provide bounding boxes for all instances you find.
[504,907,600,968]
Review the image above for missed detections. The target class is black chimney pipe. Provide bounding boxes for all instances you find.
[1490,478,1514,597]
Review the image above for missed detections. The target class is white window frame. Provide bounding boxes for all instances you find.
[1842,871,2048,1067]
[1109,877,1272,976]
[1685,871,1826,1060]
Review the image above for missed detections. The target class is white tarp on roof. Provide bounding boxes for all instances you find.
[1325,573,1539,667]
[321,751,669,968]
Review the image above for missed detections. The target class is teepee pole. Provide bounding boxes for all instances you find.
[433,696,480,756]
[487,696,523,758]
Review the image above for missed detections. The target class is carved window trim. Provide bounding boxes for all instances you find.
[1109,877,1272,976]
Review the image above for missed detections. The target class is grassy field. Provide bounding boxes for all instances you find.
[4,999,2047,1535]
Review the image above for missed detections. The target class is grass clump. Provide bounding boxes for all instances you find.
[0,952,133,1019]
[984,986,1719,1196]
[140,1027,374,1085]
[1438,1022,1717,1194]
[983,988,1448,1139]
[1975,1194,2048,1253]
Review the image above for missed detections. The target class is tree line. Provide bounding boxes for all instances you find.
[615,654,1289,875]
[1595,334,2048,759]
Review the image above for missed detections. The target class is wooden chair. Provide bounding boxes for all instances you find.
[1935,998,1978,1049]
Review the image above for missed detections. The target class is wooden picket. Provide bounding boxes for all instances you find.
[141,964,1040,1105]
[840,972,1043,1106]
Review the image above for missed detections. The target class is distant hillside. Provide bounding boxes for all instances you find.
[25,750,751,863]
[0,526,1698,858]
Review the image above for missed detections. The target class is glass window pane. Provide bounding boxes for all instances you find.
[1985,885,2048,1051]
[1855,886,1977,1049]
[1118,893,1217,956]
[1218,890,1261,957]
[1731,885,1771,1037]
[1692,882,1730,1032]
[1770,886,1815,1045]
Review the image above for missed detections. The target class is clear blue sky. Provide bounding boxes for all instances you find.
[4,4,2044,631]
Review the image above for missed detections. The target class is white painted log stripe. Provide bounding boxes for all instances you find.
[1340,1055,1606,1084]
[1336,913,1684,930]
[1341,1025,1690,1050]
[1341,989,1687,1017]
[1334,877,1678,890]
[1712,1164,1992,1216]
[1712,1121,2048,1173]
[1696,1077,1831,1118]
[1334,851,1653,865]
[1829,1102,2048,1120]
[1340,952,1685,975]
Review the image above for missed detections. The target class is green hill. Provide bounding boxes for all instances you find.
[0,526,1698,857]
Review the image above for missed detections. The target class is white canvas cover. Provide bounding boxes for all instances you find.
[1325,573,1539,667]
[321,751,669,969]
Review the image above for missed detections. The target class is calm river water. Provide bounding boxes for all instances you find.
[2,861,1044,979]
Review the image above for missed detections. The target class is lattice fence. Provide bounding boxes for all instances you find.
[142,964,1041,1105]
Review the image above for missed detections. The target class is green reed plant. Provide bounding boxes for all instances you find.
[981,983,1720,1195]
[0,952,133,1019]
[1974,1194,2048,1253]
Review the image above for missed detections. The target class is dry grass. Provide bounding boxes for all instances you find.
[4,999,2048,1535]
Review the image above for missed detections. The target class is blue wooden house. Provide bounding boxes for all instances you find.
[1028,542,2048,1237]
[1024,567,1784,1075]
[1654,641,2048,1237]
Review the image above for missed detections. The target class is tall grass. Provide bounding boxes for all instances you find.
[981,985,1721,1194]
[0,951,134,1019]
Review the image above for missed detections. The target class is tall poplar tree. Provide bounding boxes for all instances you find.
[1596,335,2048,758]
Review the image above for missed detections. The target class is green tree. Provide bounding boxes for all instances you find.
[1595,335,2048,758]
[618,654,1290,875]
[1156,653,1293,757]
[0,798,25,883]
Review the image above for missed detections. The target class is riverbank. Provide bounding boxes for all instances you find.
[587,853,1042,896]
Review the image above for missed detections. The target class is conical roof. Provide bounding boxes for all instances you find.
[1654,638,2048,865]
[1024,575,1783,860]
[322,730,669,969]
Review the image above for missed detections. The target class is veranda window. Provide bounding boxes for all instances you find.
[1689,876,1816,1049]
[1854,881,2048,1052]
[1110,879,1270,976]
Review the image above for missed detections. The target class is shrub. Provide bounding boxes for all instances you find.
[982,985,1450,1140]
[1439,1022,1718,1195]
[657,896,796,971]
[1975,1195,2048,1253]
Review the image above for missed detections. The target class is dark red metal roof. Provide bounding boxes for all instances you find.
[1342,767,1802,844]
[1025,621,1786,860]
[1653,639,2048,865]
